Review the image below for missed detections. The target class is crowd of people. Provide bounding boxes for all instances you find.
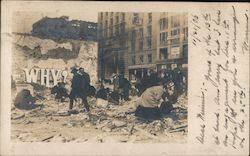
[51,66,187,120]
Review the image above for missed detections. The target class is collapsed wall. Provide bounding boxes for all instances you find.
[12,33,98,90]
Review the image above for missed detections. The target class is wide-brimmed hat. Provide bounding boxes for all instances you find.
[71,67,78,73]
[162,79,174,87]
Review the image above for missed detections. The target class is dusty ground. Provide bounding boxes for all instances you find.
[11,90,187,143]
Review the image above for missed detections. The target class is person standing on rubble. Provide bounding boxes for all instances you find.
[112,74,121,103]
[147,69,160,88]
[113,74,120,92]
[69,67,91,112]
[78,67,91,111]
[118,74,131,101]
[69,68,78,111]
[173,66,183,95]
[134,80,176,120]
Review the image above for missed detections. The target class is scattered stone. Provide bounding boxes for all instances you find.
[101,126,112,132]
[164,118,174,125]
[96,98,108,108]
[112,120,126,128]
[168,128,186,133]
[106,111,118,117]
[41,135,54,142]
[78,114,90,120]
[25,120,34,124]
[54,118,59,121]
[11,112,25,120]
[68,109,79,115]
[76,138,88,143]
[84,122,92,128]
[118,136,129,142]
[170,124,187,130]
[133,127,158,139]
[128,124,135,135]
[67,122,76,128]
[115,112,126,118]
[18,133,30,140]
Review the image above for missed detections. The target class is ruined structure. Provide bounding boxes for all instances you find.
[32,16,97,41]
[12,34,98,88]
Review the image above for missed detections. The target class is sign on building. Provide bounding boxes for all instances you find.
[23,68,68,87]
[170,46,180,59]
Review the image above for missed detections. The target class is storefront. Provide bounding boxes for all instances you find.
[156,58,188,77]
[128,64,156,82]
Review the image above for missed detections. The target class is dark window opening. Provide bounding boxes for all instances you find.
[160,48,168,60]
[148,54,152,63]
[139,55,144,63]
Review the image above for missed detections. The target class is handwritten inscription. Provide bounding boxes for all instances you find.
[191,5,249,150]
[196,124,205,144]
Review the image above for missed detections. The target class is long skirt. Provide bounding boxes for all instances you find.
[135,105,162,120]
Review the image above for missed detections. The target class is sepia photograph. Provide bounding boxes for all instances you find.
[11,11,188,143]
[1,1,249,156]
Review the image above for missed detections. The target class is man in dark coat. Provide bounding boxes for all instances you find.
[118,75,131,101]
[147,70,160,88]
[173,66,183,95]
[69,67,91,112]
[112,74,122,103]
[113,74,120,92]
[69,68,80,110]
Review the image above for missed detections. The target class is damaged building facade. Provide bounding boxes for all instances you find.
[32,16,97,41]
[97,12,188,80]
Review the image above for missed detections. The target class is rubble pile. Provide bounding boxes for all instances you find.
[11,93,187,143]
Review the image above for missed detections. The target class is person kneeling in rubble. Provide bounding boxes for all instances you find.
[135,80,177,120]
[51,82,69,102]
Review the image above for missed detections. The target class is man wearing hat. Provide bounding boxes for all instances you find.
[134,79,176,120]
[69,67,91,112]
[69,67,79,110]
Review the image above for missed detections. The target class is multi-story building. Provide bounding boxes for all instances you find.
[97,12,188,81]
[156,13,188,76]
[97,12,129,80]
[127,12,159,81]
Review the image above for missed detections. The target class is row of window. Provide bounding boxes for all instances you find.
[159,15,185,30]
[100,25,183,36]
[100,23,126,38]
[100,16,187,40]
[99,14,125,33]
[131,37,152,52]
[131,26,152,40]
[131,54,153,65]
[100,14,185,30]
[130,27,187,51]
[101,13,154,24]
[130,45,188,65]
[159,28,188,44]
[132,13,152,26]
[100,12,125,22]
[109,24,125,37]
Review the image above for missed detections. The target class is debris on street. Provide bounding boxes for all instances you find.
[11,88,187,143]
